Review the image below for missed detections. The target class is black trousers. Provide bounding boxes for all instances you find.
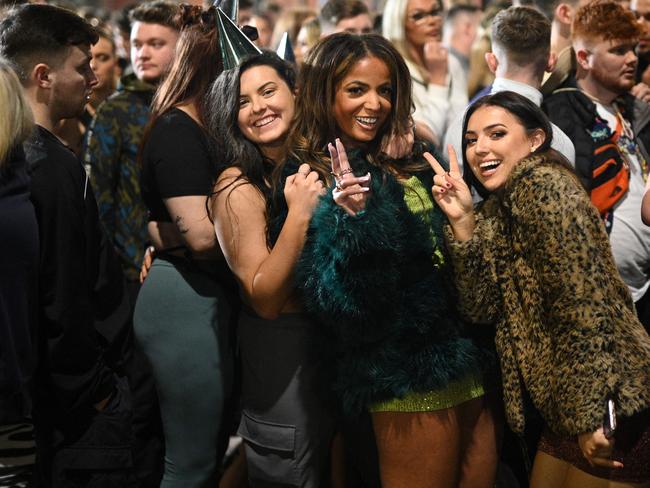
[124,280,165,488]
[34,376,137,488]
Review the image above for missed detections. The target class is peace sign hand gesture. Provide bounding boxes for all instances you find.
[424,145,476,241]
[329,138,371,217]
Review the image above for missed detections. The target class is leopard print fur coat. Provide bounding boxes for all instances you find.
[446,151,650,436]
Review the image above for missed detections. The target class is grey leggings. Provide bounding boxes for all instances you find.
[134,257,234,488]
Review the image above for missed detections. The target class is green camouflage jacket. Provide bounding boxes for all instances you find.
[83,74,154,281]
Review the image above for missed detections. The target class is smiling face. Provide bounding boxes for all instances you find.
[405,0,443,49]
[464,105,544,192]
[237,64,295,155]
[333,55,392,147]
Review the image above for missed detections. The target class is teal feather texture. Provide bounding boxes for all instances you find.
[281,150,491,415]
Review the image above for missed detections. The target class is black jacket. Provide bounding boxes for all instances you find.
[543,79,650,194]
[0,146,39,421]
[24,126,132,423]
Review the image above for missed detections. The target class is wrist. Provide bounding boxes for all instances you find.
[286,207,312,227]
[450,213,475,242]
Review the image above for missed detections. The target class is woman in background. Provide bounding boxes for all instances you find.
[382,0,468,143]
[134,6,236,486]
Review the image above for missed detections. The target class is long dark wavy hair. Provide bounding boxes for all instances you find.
[461,91,555,198]
[206,51,296,242]
[283,32,427,185]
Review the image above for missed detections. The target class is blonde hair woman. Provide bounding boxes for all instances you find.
[0,60,33,166]
[382,0,468,142]
[0,57,38,432]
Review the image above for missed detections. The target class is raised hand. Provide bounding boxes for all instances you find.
[424,145,475,241]
[329,138,371,217]
[382,120,415,159]
[140,246,155,284]
[284,163,326,218]
[423,40,448,86]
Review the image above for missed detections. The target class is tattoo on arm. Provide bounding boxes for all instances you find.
[175,215,189,234]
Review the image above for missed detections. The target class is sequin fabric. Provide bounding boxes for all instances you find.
[368,374,485,412]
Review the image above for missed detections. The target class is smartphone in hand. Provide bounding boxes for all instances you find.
[603,397,617,439]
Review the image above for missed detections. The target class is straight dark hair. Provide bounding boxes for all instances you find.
[206,51,296,245]
[0,4,98,82]
[461,91,554,198]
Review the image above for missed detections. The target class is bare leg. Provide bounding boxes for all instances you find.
[530,451,571,488]
[458,396,500,488]
[371,410,461,488]
[563,465,650,488]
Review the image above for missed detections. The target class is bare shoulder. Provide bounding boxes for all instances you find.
[215,166,243,188]
[213,167,265,212]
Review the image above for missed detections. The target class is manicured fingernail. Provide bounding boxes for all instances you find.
[362,187,370,192]
[439,188,446,193]
[445,183,452,189]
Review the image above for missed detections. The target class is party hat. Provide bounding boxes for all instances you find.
[216,7,261,70]
[275,31,296,64]
[213,0,238,24]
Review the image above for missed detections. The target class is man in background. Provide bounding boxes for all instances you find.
[444,6,575,167]
[544,1,650,334]
[84,0,178,292]
[319,0,373,36]
[443,4,480,79]
[82,3,180,486]
[0,4,135,486]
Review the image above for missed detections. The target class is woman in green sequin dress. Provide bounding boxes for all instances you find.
[277,32,499,488]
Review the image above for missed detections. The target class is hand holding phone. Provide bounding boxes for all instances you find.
[603,397,617,440]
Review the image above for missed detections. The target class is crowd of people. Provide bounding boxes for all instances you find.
[1,0,650,486]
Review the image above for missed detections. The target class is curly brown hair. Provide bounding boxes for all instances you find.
[283,32,420,185]
[572,1,641,43]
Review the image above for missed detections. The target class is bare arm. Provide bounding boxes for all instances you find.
[147,221,184,251]
[163,195,221,260]
[213,166,324,319]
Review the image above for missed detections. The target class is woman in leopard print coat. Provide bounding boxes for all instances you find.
[427,91,650,486]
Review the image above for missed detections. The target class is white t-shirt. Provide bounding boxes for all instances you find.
[595,101,650,301]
